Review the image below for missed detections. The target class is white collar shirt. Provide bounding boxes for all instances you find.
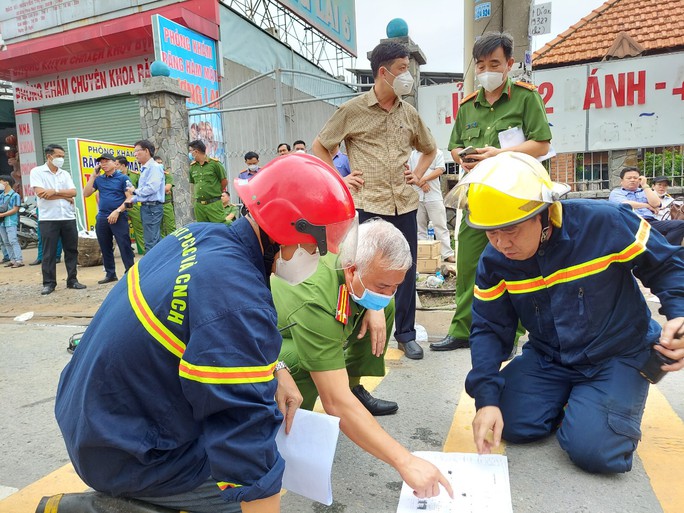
[29,163,77,220]
[409,150,446,202]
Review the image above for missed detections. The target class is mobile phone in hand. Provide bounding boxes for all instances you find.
[458,146,478,163]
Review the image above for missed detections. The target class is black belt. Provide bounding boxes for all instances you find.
[141,201,162,205]
[197,197,221,205]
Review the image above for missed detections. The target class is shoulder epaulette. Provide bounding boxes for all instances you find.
[210,157,220,162]
[460,91,478,105]
[514,80,537,91]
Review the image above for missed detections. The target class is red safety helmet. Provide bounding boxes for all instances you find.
[235,154,358,266]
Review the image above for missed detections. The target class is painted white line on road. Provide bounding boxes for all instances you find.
[0,485,19,501]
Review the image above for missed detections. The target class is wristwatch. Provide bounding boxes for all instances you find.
[274,361,290,374]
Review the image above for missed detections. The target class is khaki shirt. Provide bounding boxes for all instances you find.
[318,88,436,215]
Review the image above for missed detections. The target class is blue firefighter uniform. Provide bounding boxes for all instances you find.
[55,217,284,504]
[467,199,684,473]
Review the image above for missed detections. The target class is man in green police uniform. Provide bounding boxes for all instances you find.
[154,156,176,237]
[431,31,552,352]
[272,219,454,496]
[188,139,227,223]
[273,219,407,416]
[115,156,145,255]
[221,190,239,226]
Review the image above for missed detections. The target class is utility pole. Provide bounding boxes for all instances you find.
[466,0,533,82]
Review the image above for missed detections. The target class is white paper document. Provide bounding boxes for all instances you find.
[498,126,556,162]
[396,452,512,513]
[275,408,340,505]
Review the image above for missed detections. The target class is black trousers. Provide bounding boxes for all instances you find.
[358,209,418,343]
[649,219,684,246]
[40,219,79,288]
[95,214,135,278]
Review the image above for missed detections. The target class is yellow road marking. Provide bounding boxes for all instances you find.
[443,387,505,454]
[638,386,684,513]
[0,463,87,513]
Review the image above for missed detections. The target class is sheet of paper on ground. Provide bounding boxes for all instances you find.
[396,452,512,513]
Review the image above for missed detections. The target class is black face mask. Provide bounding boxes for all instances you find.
[259,227,280,289]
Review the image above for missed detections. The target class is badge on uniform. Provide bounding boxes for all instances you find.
[335,284,351,325]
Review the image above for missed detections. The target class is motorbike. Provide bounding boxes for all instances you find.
[18,201,39,249]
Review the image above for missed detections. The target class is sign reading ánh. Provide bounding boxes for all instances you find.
[533,52,684,153]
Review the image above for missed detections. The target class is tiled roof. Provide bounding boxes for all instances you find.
[533,0,684,68]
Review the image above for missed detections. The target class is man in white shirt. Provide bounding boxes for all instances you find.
[408,149,455,263]
[29,144,86,295]
[653,176,680,221]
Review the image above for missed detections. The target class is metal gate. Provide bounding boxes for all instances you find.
[188,68,366,183]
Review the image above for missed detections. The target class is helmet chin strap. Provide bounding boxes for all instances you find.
[539,210,551,247]
[259,228,280,288]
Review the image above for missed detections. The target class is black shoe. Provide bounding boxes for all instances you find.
[430,335,470,351]
[398,340,424,360]
[98,276,118,284]
[67,282,87,290]
[1,257,9,263]
[29,259,42,265]
[351,385,398,416]
[41,285,55,295]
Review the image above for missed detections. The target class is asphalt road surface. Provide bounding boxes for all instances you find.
[1,296,683,512]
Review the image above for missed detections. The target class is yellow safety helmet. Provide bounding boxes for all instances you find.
[444,152,570,230]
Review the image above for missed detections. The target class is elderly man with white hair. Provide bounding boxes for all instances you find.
[272,218,453,499]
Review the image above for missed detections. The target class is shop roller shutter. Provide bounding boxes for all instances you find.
[40,95,141,171]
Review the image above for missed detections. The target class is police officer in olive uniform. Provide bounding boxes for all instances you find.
[272,219,411,417]
[115,156,145,255]
[188,139,227,223]
[154,156,176,237]
[431,31,552,352]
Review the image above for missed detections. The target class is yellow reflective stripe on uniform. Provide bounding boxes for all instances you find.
[474,280,507,301]
[127,264,186,358]
[217,481,243,490]
[179,360,277,384]
[474,218,650,301]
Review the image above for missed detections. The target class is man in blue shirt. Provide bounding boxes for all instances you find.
[332,150,351,177]
[84,152,134,284]
[237,151,260,180]
[127,140,165,251]
[609,166,684,245]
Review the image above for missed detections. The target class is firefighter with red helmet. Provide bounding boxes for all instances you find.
[50,154,359,513]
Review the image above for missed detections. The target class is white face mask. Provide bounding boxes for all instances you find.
[247,164,259,172]
[51,157,65,168]
[275,245,320,286]
[384,68,414,97]
[477,71,506,93]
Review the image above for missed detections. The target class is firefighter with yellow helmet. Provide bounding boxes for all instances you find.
[448,151,684,474]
